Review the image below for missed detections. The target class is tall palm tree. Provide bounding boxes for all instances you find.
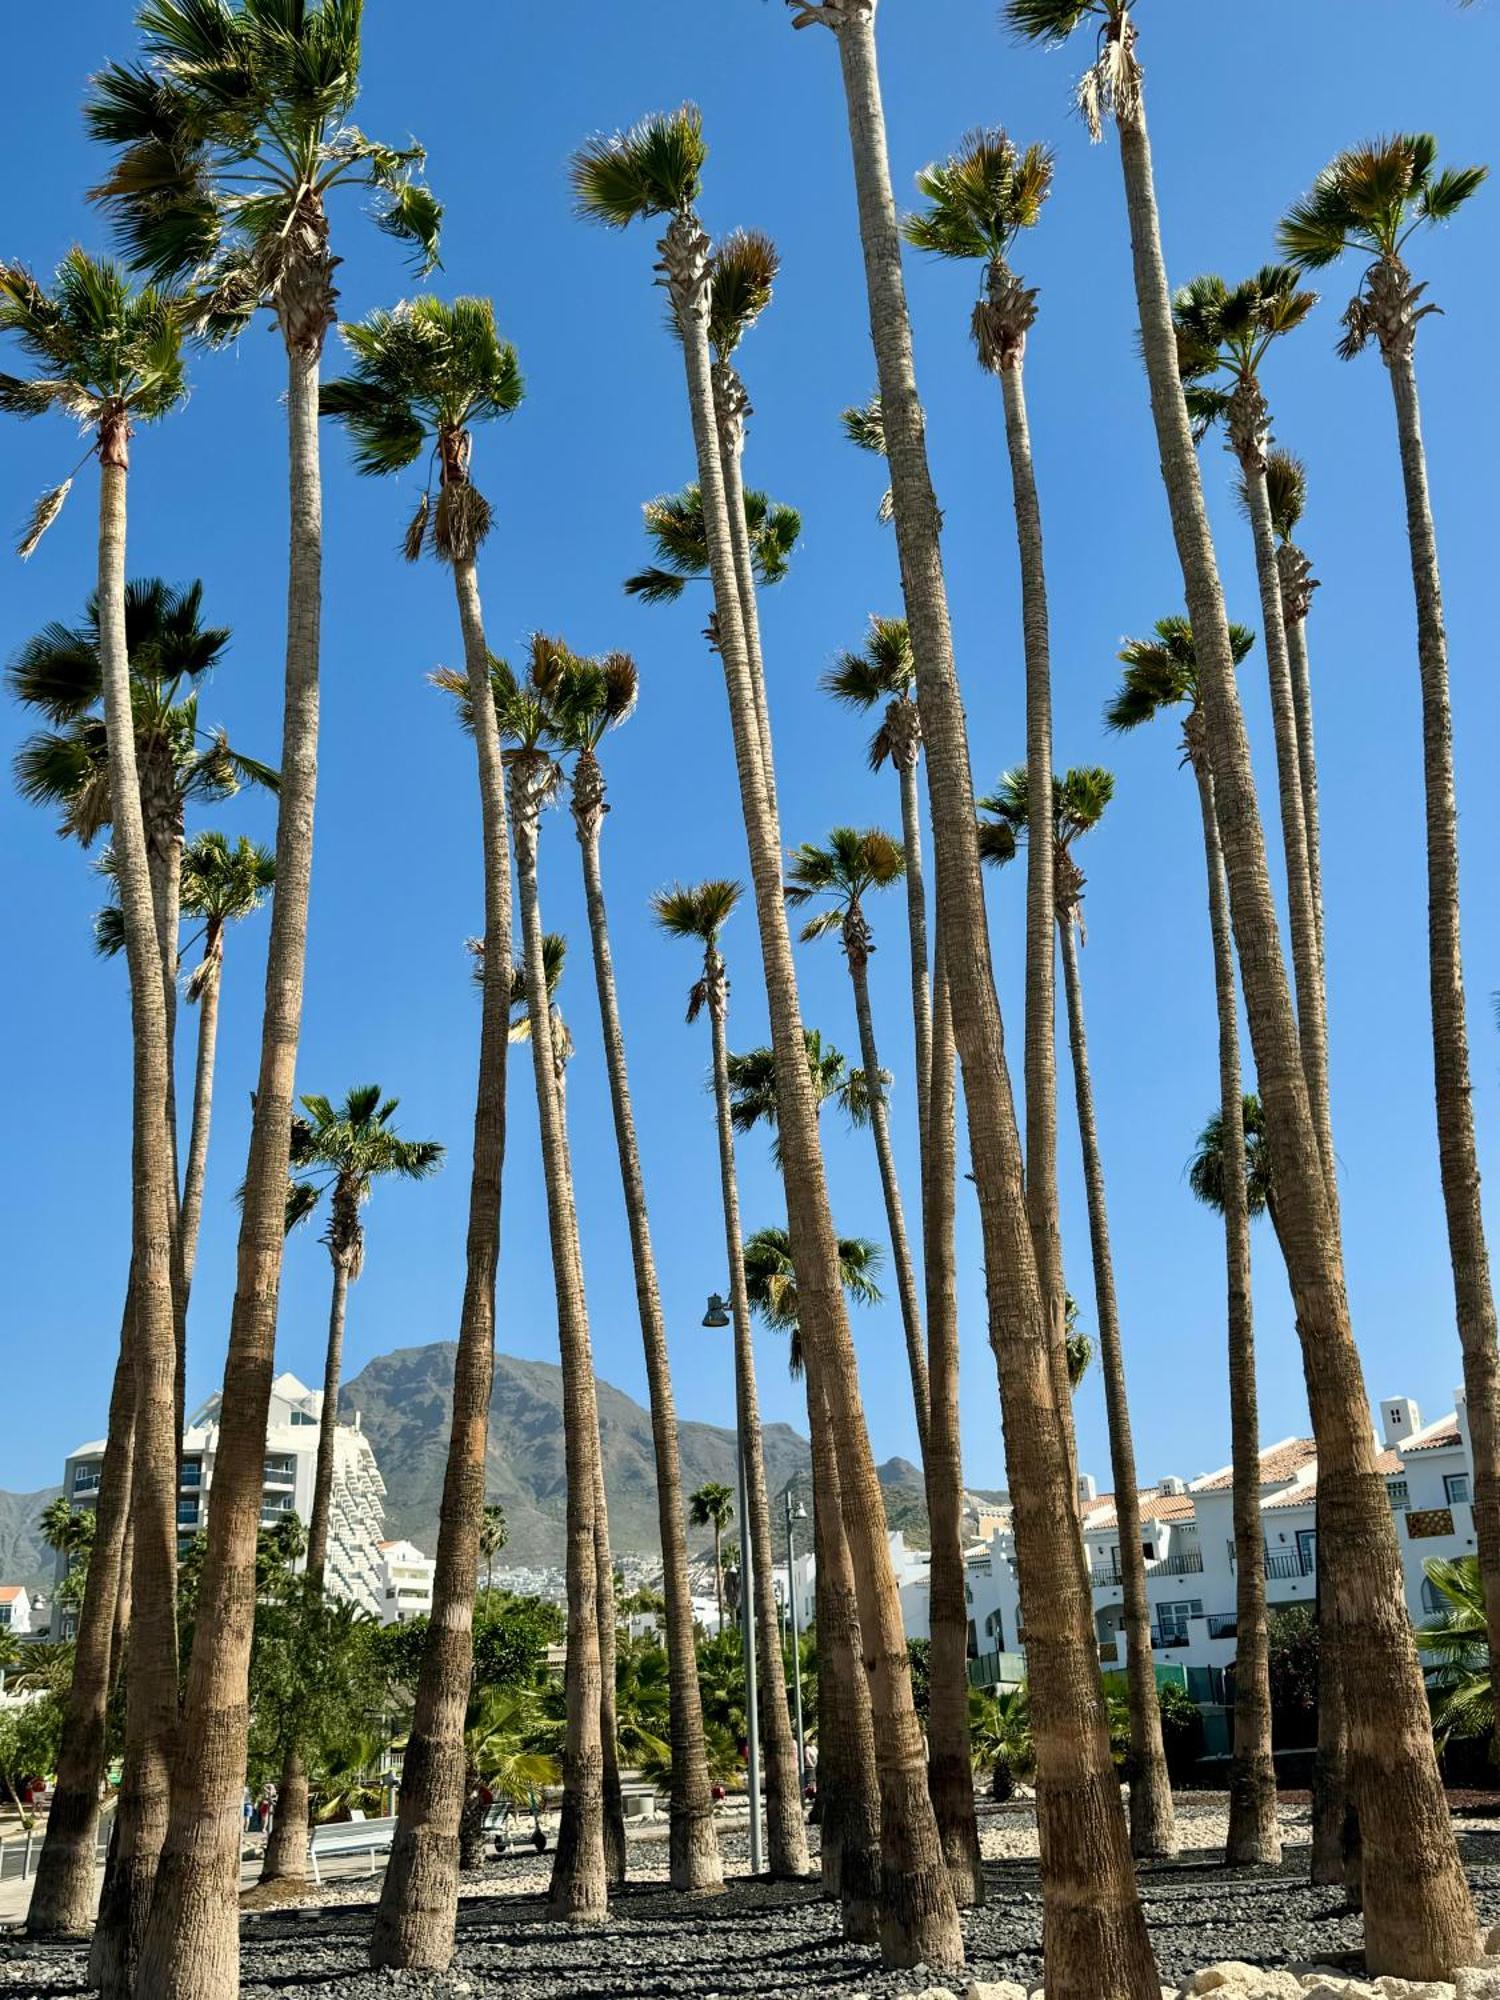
[175,833,276,1295]
[478,1505,508,1593]
[262,1087,441,1883]
[320,291,518,1967]
[1105,617,1278,1865]
[624,482,801,610]
[742,1227,883,1382]
[688,1484,736,1635]
[1279,135,1500,1692]
[1,250,188,1993]
[820,619,932,1210]
[728,1036,882,1932]
[785,827,929,1461]
[726,1030,877,1163]
[544,645,723,1893]
[487,640,607,1923]
[902,128,1071,1425]
[980,767,1177,1860]
[652,879,810,1881]
[839,392,894,522]
[1007,5,1477,1974]
[1171,266,1334,1201]
[1261,450,1327,982]
[90,6,440,1982]
[576,108,950,1962]
[782,13,1147,1983]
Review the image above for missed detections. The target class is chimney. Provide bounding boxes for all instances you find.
[1077,1473,1097,1504]
[1380,1397,1421,1450]
[1158,1476,1187,1496]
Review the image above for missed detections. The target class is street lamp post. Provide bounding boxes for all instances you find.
[705,1290,762,1874]
[784,1491,807,1794]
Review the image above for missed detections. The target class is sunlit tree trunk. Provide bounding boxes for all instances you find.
[1115,70,1477,1975]
[371,552,511,1969]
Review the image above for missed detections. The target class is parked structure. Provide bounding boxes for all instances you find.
[60,1371,398,1621]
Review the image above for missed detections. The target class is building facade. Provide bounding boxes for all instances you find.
[376,1538,436,1625]
[61,1371,401,1622]
[961,1389,1479,1706]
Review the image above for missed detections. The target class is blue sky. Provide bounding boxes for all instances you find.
[3,2,1497,1512]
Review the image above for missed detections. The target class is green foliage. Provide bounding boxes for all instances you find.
[1002,0,1111,44]
[1171,266,1318,440]
[743,1223,883,1380]
[0,1693,64,1824]
[1278,134,1486,271]
[1155,1678,1205,1780]
[372,1588,558,1700]
[708,229,778,361]
[1420,1554,1492,1744]
[626,484,799,604]
[906,1638,932,1726]
[783,826,906,946]
[726,1030,885,1164]
[1188,1093,1273,1221]
[1266,1605,1319,1747]
[285,1084,443,1269]
[1104,613,1256,735]
[904,129,1053,265]
[570,106,707,228]
[246,1576,387,1792]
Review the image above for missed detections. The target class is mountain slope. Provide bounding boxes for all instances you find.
[0,1486,61,1592]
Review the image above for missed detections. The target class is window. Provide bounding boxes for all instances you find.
[1421,1576,1446,1617]
[290,1409,317,1425]
[1156,1600,1203,1642]
[1388,1480,1410,1511]
[1445,1474,1470,1505]
[177,1500,199,1525]
[1296,1530,1317,1576]
[1142,1542,1154,1559]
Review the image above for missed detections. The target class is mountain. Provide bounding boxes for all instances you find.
[0,1485,61,1592]
[340,1344,823,1568]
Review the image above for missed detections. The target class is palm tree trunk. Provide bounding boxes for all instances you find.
[592,1451,627,1884]
[26,1305,136,1938]
[261,1251,349,1886]
[1114,86,1477,1978]
[997,359,1070,1441]
[810,11,1154,1989]
[1384,344,1500,1675]
[713,1527,724,1633]
[506,792,606,1927]
[847,951,929,1462]
[714,380,778,798]
[707,982,810,1881]
[921,949,982,1904]
[177,952,223,1298]
[1282,592,1327,980]
[807,1376,881,1938]
[140,768,189,1471]
[372,553,511,1971]
[136,328,331,2000]
[1188,745,1279,1865]
[895,753,933,1168]
[1056,911,1177,1859]
[1239,446,1336,1201]
[82,422,181,2000]
[574,800,721,1892]
[664,203,957,1970]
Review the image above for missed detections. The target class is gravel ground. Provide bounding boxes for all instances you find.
[5,1803,1500,1999]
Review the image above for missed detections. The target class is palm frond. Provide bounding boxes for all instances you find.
[570,107,706,228]
[708,228,778,358]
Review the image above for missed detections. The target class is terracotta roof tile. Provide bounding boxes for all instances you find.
[1082,1490,1198,1530]
[1193,1436,1317,1493]
[1404,1425,1462,1454]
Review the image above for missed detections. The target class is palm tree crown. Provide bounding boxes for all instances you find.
[724,1031,881,1165]
[1103,615,1256,737]
[977,766,1113,906]
[0,251,187,554]
[784,826,905,964]
[820,617,920,772]
[287,1085,444,1274]
[650,878,743,1023]
[1171,266,1318,442]
[570,107,707,230]
[1002,0,1140,143]
[708,228,778,364]
[87,0,441,347]
[1277,135,1486,360]
[1187,1094,1273,1222]
[903,128,1053,369]
[743,1224,883,1380]
[179,830,275,999]
[321,296,524,564]
[625,484,800,606]
[8,578,271,847]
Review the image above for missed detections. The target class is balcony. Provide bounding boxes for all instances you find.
[1150,1630,1190,1650]
[1207,1613,1239,1639]
[72,1469,101,1495]
[1406,1508,1456,1542]
[1090,1560,1123,1588]
[1148,1548,1204,1577]
[1265,1549,1309,1580]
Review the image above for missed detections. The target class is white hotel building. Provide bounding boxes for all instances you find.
[960,1390,1479,1717]
[60,1371,424,1625]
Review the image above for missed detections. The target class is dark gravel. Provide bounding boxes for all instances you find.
[5,1828,1500,1999]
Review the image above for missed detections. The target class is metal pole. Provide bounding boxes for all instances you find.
[785,1492,806,1795]
[735,1433,762,1874]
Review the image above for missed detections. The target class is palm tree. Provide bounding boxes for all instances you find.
[1171,266,1334,1203]
[625,482,800,611]
[576,109,947,1958]
[321,291,518,1968]
[175,833,276,1295]
[485,639,607,1924]
[903,128,1072,1425]
[262,1086,441,1884]
[1,250,187,1991]
[738,1219,884,1929]
[544,645,723,1894]
[1260,450,1326,981]
[652,879,809,1881]
[783,12,1145,1982]
[478,1506,508,1593]
[1419,1556,1493,1746]
[1007,4,1476,1973]
[980,767,1177,1860]
[839,392,894,522]
[1106,615,1279,1866]
[785,827,928,1458]
[688,1485,736,1635]
[820,619,932,1213]
[1279,134,1500,1696]
[88,6,440,1981]
[726,1030,877,1164]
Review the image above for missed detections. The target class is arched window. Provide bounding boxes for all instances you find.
[1420,1576,1447,1617]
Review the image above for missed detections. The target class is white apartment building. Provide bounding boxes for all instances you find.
[961,1389,1480,1719]
[377,1538,436,1625]
[61,1371,396,1621]
[0,1586,39,1637]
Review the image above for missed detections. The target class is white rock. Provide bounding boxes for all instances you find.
[1189,1971,1304,1999]
[1376,1976,1459,1998]
[913,1989,959,2000]
[1456,1971,1500,2000]
[964,1985,1027,2000]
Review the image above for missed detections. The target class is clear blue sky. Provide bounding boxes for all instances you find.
[3,2,1497,1509]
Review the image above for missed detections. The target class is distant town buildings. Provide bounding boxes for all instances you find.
[58,1371,431,1627]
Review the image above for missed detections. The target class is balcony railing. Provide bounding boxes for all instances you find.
[72,1470,101,1495]
[1150,1630,1190,1650]
[1148,1548,1204,1577]
[1090,1561,1123,1587]
[1265,1549,1309,1580]
[1207,1613,1239,1639]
